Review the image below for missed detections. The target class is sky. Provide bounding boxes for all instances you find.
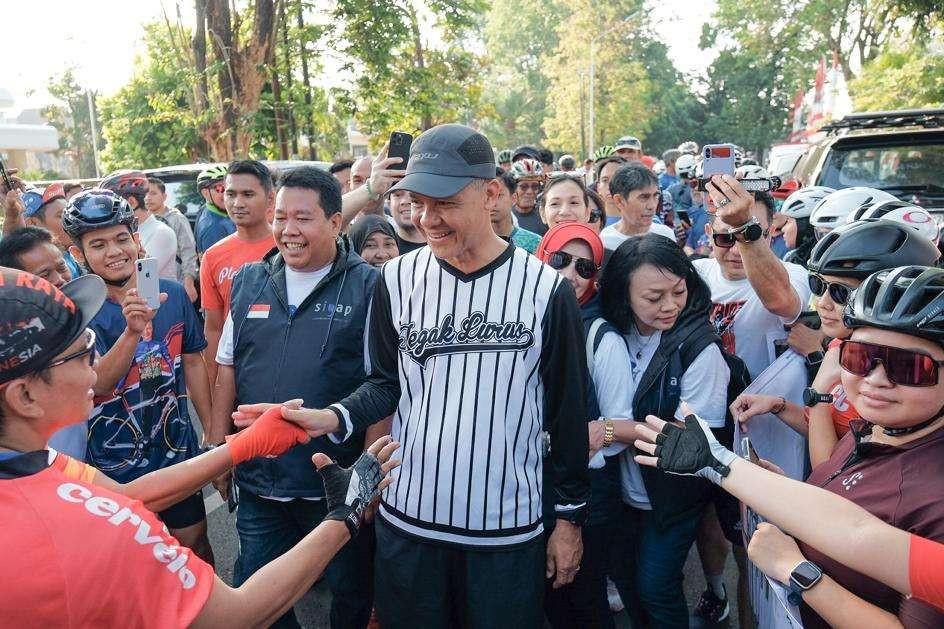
[0,0,716,116]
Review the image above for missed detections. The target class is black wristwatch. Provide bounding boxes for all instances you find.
[803,387,834,407]
[557,507,588,527]
[787,560,823,605]
[806,350,825,367]
[739,221,765,243]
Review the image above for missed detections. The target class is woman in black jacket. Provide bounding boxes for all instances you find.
[599,233,732,628]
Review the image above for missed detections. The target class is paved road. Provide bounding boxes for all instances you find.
[203,491,743,628]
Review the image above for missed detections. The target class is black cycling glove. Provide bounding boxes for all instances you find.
[654,414,737,485]
[317,451,382,537]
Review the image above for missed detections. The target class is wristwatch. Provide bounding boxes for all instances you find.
[803,387,834,407]
[557,507,588,527]
[602,419,615,448]
[726,217,765,243]
[787,560,823,605]
[806,350,825,367]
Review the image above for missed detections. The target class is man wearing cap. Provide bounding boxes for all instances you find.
[614,136,643,161]
[258,124,591,627]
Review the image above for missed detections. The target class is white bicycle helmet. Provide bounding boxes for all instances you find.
[847,199,939,244]
[735,164,769,179]
[652,160,666,175]
[780,186,835,220]
[676,154,697,179]
[677,141,699,155]
[810,187,897,239]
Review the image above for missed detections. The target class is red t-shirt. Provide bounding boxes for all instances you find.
[200,233,275,315]
[800,425,944,627]
[0,450,214,627]
[910,534,944,613]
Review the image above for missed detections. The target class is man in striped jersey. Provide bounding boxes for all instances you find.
[280,124,591,627]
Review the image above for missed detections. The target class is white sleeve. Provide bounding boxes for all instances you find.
[152,224,179,278]
[592,331,635,456]
[679,343,730,428]
[779,261,814,325]
[215,312,235,366]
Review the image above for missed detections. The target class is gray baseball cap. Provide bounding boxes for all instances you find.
[615,136,642,150]
[387,124,496,199]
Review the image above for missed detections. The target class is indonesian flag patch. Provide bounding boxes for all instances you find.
[247,304,270,319]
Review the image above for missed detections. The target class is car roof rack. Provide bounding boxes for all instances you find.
[821,109,944,134]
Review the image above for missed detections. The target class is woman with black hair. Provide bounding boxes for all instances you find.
[599,233,731,627]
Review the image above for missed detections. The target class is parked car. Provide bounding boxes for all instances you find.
[789,109,944,234]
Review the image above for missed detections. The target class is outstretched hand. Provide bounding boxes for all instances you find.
[314,436,401,537]
[633,406,737,485]
[225,405,311,466]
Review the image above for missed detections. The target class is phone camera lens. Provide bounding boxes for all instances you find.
[145,273,150,278]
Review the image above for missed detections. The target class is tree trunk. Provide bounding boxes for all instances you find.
[272,68,289,159]
[296,1,317,160]
[281,0,298,157]
[407,7,433,130]
[206,0,238,158]
[193,0,210,113]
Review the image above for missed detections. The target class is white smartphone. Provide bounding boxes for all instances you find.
[702,143,737,179]
[135,257,161,310]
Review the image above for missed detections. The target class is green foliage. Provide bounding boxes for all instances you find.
[849,36,944,110]
[333,0,486,145]
[42,67,98,178]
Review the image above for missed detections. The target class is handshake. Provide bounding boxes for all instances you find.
[225,402,400,537]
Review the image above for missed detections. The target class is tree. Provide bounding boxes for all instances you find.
[98,23,203,171]
[480,0,567,149]
[42,68,99,178]
[849,33,944,110]
[332,0,486,146]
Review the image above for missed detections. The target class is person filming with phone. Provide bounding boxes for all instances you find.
[61,188,216,565]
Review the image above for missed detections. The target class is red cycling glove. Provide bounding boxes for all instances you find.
[226,406,310,466]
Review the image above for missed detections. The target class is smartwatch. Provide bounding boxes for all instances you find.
[806,350,825,367]
[803,387,834,408]
[739,221,765,243]
[787,560,823,605]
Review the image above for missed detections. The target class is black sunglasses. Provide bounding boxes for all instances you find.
[547,251,599,279]
[711,229,769,249]
[808,274,854,306]
[46,330,97,370]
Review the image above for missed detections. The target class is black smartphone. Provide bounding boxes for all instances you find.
[0,155,13,191]
[388,132,413,170]
[676,209,690,226]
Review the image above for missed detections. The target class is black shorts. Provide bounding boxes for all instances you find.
[158,490,206,530]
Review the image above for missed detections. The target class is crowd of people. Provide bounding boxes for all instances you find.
[1,121,944,629]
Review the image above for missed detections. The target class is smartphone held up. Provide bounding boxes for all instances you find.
[136,258,162,310]
[697,143,780,193]
[388,132,413,171]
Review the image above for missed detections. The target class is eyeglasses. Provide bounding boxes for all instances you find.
[46,330,97,370]
[808,274,854,306]
[518,182,542,192]
[547,251,599,279]
[839,339,944,387]
[711,228,769,249]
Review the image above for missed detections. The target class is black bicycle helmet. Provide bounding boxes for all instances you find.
[843,265,944,342]
[807,219,940,280]
[62,189,138,241]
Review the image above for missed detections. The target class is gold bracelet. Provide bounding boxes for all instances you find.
[602,419,615,448]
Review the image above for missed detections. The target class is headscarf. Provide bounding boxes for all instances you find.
[536,221,605,305]
[349,215,397,256]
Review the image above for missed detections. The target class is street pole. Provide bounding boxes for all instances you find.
[86,89,101,178]
[579,70,587,161]
[589,44,596,159]
[588,10,643,161]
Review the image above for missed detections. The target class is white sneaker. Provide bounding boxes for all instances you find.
[607,577,625,612]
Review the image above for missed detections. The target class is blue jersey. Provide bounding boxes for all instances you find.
[659,172,680,191]
[194,203,235,254]
[86,280,206,482]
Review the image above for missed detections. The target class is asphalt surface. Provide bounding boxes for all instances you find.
[203,489,742,628]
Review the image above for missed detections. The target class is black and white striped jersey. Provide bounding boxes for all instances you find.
[332,243,590,548]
